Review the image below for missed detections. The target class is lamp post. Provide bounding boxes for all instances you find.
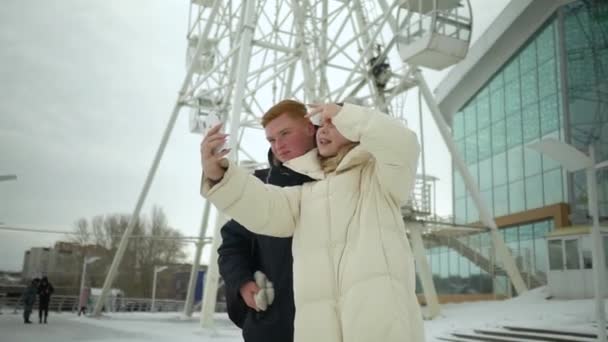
[79,256,100,305]
[151,266,168,312]
[528,138,606,342]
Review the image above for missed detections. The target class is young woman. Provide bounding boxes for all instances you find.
[201,102,424,342]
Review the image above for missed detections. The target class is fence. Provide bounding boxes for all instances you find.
[0,294,187,314]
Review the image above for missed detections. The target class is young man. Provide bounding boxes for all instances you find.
[217,100,316,342]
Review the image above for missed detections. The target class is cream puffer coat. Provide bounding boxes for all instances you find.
[202,103,424,342]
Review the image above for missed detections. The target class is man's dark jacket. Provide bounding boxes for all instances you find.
[217,151,314,342]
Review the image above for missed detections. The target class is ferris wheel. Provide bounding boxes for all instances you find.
[93,0,529,323]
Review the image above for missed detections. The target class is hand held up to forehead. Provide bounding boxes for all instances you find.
[305,103,343,124]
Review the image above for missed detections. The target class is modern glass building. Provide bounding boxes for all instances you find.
[424,0,608,301]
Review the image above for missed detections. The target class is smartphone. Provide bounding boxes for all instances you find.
[203,113,227,153]
[202,112,221,135]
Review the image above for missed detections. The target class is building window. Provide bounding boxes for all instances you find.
[505,81,522,115]
[491,89,505,123]
[507,146,524,182]
[537,22,556,63]
[506,110,523,148]
[538,59,558,99]
[509,180,525,213]
[493,152,508,187]
[565,239,581,270]
[479,158,492,190]
[524,147,542,177]
[521,72,539,108]
[465,134,478,164]
[581,236,593,269]
[494,184,509,216]
[454,171,466,199]
[548,240,563,270]
[477,96,491,129]
[543,168,564,205]
[522,104,540,143]
[491,119,506,154]
[478,127,492,161]
[455,197,466,224]
[539,94,559,135]
[464,105,477,135]
[526,174,544,209]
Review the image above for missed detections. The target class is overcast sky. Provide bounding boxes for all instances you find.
[0,0,509,272]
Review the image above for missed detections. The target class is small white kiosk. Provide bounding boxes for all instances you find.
[546,226,608,299]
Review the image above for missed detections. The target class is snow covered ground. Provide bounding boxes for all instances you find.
[1,287,603,342]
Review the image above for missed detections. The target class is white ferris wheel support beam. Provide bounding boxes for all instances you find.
[351,0,387,111]
[413,69,528,295]
[92,0,223,318]
[200,0,258,328]
[291,0,317,102]
[182,199,211,317]
[333,1,398,102]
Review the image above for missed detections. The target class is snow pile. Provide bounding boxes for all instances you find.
[425,286,599,341]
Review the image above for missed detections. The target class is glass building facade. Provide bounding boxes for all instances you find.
[420,1,608,297]
[452,16,565,225]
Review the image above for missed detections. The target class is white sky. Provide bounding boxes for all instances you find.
[0,0,510,271]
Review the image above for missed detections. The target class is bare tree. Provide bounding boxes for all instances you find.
[71,206,186,297]
[70,218,91,245]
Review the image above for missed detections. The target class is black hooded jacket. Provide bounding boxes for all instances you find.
[38,277,54,304]
[217,150,314,342]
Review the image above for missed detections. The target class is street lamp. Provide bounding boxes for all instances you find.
[151,266,168,312]
[528,138,606,342]
[79,256,101,306]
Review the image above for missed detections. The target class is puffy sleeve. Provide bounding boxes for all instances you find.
[332,103,420,204]
[201,161,302,237]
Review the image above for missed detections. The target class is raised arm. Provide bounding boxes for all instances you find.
[315,103,420,203]
[201,161,301,237]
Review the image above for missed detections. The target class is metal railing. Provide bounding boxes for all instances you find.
[0,294,189,314]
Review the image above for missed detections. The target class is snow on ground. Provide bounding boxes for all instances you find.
[1,287,602,342]
[425,287,600,340]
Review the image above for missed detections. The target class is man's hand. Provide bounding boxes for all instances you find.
[200,123,230,181]
[239,281,260,311]
[305,103,343,123]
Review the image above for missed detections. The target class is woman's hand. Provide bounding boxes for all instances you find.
[305,103,343,123]
[200,123,230,182]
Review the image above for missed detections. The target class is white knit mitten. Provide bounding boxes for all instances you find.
[253,271,275,311]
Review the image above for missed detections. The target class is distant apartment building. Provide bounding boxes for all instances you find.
[22,241,105,283]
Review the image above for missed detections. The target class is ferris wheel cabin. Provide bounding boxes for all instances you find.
[397,0,472,70]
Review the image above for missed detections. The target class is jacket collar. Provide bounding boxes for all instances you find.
[284,145,371,179]
[335,144,371,173]
[284,149,325,180]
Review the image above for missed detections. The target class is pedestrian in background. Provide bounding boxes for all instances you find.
[37,276,54,323]
[78,286,90,316]
[22,278,39,324]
